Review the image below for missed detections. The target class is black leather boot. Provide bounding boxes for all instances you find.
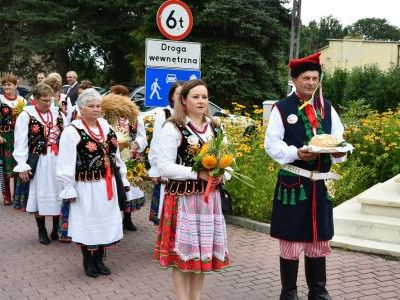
[280,257,299,300]
[81,246,99,278]
[35,217,50,245]
[123,212,137,231]
[305,256,332,300]
[51,216,60,240]
[95,246,111,275]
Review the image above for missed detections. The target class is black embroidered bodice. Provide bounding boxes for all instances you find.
[28,112,64,154]
[0,101,15,132]
[165,122,220,195]
[74,126,118,182]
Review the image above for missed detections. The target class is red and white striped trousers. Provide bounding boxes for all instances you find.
[279,239,331,260]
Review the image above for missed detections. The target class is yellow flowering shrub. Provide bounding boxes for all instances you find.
[222,103,279,222]
[331,101,400,206]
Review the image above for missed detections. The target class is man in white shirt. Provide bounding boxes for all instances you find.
[264,52,346,300]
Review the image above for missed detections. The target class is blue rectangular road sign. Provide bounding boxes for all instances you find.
[145,67,201,107]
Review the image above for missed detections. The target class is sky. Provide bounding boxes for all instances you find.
[285,0,400,28]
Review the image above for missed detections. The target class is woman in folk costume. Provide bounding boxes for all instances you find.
[13,83,66,244]
[57,80,92,243]
[57,88,130,278]
[148,81,184,225]
[154,79,229,300]
[106,85,148,231]
[0,75,27,206]
[264,52,346,300]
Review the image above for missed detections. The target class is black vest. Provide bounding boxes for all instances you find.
[73,126,118,182]
[28,112,64,154]
[0,101,15,132]
[270,93,335,242]
[165,122,219,195]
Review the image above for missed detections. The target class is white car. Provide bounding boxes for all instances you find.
[130,86,253,132]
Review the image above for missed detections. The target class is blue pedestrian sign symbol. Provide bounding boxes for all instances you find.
[145,67,201,107]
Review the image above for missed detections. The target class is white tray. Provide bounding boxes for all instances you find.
[302,144,355,153]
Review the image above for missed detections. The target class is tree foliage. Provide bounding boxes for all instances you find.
[0,0,139,84]
[346,18,400,40]
[323,65,400,111]
[130,0,291,107]
[0,1,76,82]
[300,15,346,56]
[1,0,291,99]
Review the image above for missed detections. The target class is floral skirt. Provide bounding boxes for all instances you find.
[59,199,71,242]
[149,183,161,225]
[153,192,230,273]
[13,177,29,211]
[0,131,15,175]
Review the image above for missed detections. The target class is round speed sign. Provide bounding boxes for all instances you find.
[156,0,193,41]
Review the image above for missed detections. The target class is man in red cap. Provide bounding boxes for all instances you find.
[264,52,346,300]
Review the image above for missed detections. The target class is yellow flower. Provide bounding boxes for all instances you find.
[219,154,234,168]
[202,154,218,169]
[126,170,134,180]
[235,152,243,158]
[199,143,210,155]
[12,100,25,117]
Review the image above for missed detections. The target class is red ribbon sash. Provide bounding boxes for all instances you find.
[105,164,113,201]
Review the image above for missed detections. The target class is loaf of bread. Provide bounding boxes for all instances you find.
[309,134,342,148]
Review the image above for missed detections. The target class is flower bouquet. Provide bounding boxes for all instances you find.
[191,130,254,202]
[12,99,26,122]
[125,151,149,191]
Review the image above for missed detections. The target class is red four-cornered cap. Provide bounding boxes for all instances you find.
[289,52,321,69]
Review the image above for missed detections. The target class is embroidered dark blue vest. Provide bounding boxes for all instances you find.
[270,93,335,242]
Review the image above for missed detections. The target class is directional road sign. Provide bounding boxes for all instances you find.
[145,38,201,70]
[145,67,201,107]
[157,0,193,41]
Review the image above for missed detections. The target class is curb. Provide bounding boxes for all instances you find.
[224,215,270,234]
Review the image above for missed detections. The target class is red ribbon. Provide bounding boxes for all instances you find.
[204,176,215,203]
[304,104,318,130]
[105,164,113,201]
[50,144,59,156]
[81,119,113,200]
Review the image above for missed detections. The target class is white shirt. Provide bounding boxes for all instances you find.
[57,118,129,199]
[13,106,67,172]
[157,118,214,181]
[134,115,148,152]
[148,106,173,177]
[264,105,346,165]
[0,94,25,108]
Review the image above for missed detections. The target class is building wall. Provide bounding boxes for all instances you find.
[320,39,400,73]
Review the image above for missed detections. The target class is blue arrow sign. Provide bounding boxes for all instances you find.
[145,67,201,107]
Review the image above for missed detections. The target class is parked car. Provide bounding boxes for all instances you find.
[130,86,253,133]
